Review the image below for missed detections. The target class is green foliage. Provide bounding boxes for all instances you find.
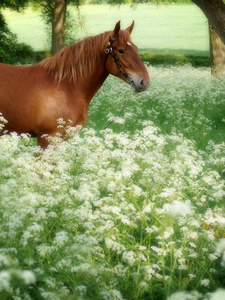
[90,0,191,4]
[0,13,34,64]
[147,0,192,3]
[0,0,33,63]
[140,51,210,67]
[0,0,28,11]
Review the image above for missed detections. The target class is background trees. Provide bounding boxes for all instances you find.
[32,0,81,55]
[0,0,34,63]
[1,0,225,75]
[0,0,81,58]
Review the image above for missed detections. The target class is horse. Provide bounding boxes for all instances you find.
[0,21,150,147]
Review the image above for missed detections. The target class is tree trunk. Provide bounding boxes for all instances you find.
[192,0,225,45]
[209,23,225,76]
[52,0,67,55]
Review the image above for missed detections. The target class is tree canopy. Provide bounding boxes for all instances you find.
[0,0,28,11]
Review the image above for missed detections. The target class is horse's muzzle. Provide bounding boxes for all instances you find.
[129,76,150,93]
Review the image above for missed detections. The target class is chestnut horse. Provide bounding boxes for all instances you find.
[0,21,150,147]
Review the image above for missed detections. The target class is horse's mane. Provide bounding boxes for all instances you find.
[40,29,131,84]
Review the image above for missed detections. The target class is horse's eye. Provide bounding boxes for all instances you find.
[118,49,124,54]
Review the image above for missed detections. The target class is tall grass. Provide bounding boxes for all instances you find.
[0,65,225,300]
[87,65,225,149]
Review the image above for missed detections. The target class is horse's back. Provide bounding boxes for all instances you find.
[0,63,49,134]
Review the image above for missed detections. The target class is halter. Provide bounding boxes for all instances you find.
[104,37,129,81]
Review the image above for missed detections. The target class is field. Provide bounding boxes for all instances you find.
[1,3,225,300]
[4,4,209,56]
[0,64,225,300]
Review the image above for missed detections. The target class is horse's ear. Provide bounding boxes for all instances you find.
[126,21,134,35]
[113,21,121,37]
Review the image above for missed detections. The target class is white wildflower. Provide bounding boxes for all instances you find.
[139,246,147,251]
[200,279,210,287]
[122,251,136,266]
[53,231,69,247]
[209,254,219,261]
[163,227,174,239]
[188,252,198,259]
[143,204,152,213]
[75,285,87,296]
[114,264,128,277]
[166,200,193,217]
[210,289,225,300]
[21,271,36,285]
[0,271,11,292]
[105,238,125,254]
[140,281,148,289]
[151,246,163,255]
[36,245,56,257]
[167,290,202,300]
[215,238,225,266]
[0,254,10,267]
[144,266,155,280]
[121,215,130,225]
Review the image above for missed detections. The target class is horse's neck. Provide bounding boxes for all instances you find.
[41,34,110,103]
[78,56,109,103]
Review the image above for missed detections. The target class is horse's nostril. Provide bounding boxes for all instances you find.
[140,79,145,87]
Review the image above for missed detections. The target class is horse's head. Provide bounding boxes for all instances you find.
[105,21,150,93]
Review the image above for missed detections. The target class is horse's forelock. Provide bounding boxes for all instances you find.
[118,29,132,44]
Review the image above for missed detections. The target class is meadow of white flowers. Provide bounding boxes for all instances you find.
[0,65,225,300]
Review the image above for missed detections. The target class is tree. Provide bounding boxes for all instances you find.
[0,0,28,11]
[1,0,81,57]
[191,0,225,45]
[209,24,225,76]
[33,0,81,55]
[191,0,225,76]
[0,0,34,64]
[52,0,67,55]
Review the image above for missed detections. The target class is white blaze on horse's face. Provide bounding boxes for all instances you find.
[126,39,150,92]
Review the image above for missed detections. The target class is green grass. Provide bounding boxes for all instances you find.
[0,65,225,300]
[4,4,209,55]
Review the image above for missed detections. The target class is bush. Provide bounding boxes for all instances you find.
[139,51,210,68]
[0,13,34,64]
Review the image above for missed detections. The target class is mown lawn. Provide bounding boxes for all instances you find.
[4,4,209,56]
